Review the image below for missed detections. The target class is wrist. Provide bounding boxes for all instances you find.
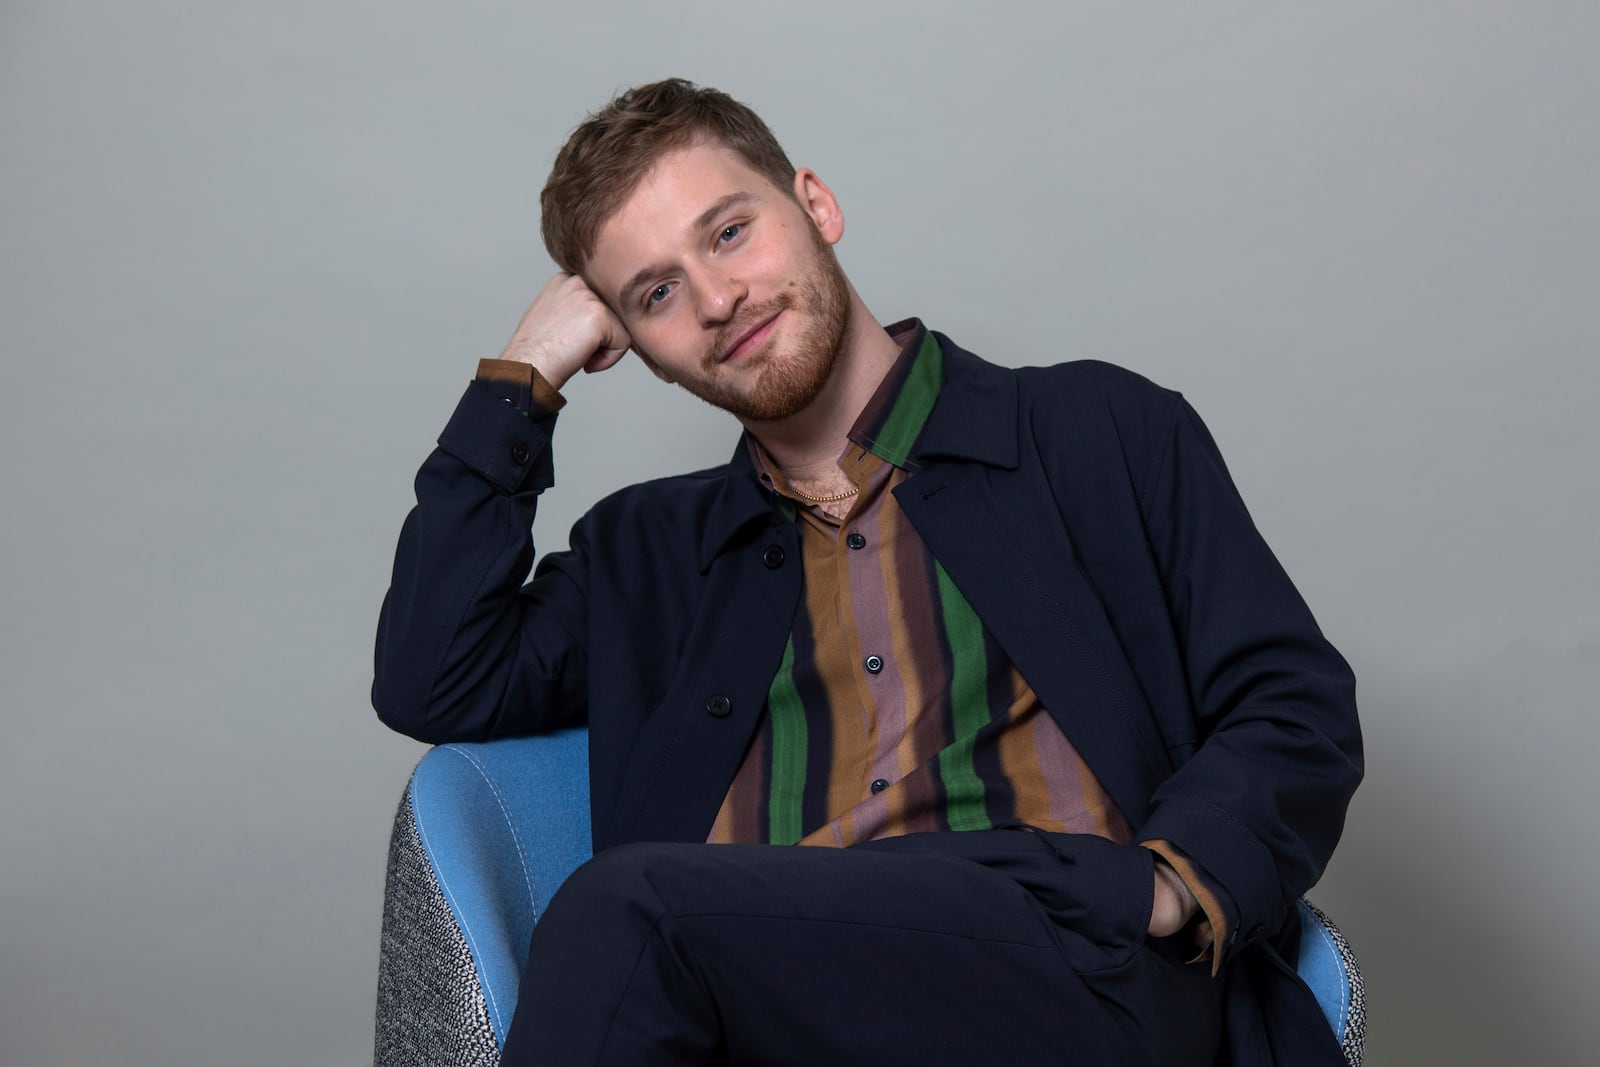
[1149,856,1200,937]
[498,343,572,391]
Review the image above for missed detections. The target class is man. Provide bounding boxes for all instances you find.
[374,79,1361,1066]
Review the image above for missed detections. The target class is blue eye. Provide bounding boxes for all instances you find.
[718,224,742,244]
[647,283,673,308]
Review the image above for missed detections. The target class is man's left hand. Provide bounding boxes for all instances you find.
[1148,856,1206,942]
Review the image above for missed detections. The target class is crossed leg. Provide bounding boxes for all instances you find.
[501,829,1220,1066]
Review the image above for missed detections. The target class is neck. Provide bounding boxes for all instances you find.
[739,288,901,484]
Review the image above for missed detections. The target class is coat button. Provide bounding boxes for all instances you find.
[510,442,531,465]
[846,532,866,550]
[864,655,884,674]
[762,545,786,569]
[870,778,889,795]
[705,694,732,717]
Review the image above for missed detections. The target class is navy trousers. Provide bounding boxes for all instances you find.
[500,829,1222,1066]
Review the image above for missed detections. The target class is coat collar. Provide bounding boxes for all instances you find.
[697,441,780,572]
[695,328,1020,570]
[913,332,1020,471]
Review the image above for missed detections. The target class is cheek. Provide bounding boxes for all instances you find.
[748,232,798,273]
[632,318,701,366]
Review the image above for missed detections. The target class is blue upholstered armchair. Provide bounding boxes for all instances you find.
[374,732,1365,1066]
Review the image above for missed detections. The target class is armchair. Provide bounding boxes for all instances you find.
[374,733,1364,1066]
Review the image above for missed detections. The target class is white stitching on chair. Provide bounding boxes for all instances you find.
[1301,899,1365,1067]
[413,779,508,1038]
[1305,908,1350,1037]
[445,746,540,922]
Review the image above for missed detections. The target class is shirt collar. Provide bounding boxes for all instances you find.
[698,322,1019,569]
[846,318,943,470]
[743,318,937,504]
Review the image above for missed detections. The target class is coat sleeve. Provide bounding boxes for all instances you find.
[371,378,590,743]
[1131,395,1363,960]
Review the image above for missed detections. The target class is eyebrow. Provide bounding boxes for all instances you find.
[616,192,762,307]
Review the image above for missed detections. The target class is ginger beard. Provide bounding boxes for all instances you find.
[669,225,851,422]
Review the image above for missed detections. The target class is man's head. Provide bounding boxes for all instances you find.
[541,79,798,276]
[544,79,857,424]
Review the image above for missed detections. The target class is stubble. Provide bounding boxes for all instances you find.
[676,231,851,422]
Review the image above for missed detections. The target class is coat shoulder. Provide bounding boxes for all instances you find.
[1008,358,1185,473]
[585,462,731,532]
[937,333,1183,429]
[1014,358,1180,416]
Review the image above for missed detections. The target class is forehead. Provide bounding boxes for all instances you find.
[586,143,784,293]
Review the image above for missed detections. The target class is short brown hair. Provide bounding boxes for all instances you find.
[540,78,797,273]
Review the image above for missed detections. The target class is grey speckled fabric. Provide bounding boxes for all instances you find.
[375,786,501,1067]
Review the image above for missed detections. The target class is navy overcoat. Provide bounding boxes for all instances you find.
[374,332,1362,1064]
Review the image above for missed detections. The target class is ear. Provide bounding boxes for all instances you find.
[793,168,844,246]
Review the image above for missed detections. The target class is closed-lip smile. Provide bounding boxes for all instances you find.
[721,311,781,364]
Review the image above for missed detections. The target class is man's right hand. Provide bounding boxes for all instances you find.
[498,273,633,392]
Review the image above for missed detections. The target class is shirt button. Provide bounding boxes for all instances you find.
[864,655,884,674]
[705,694,732,717]
[846,532,866,550]
[510,442,531,466]
[870,778,889,795]
[762,545,786,569]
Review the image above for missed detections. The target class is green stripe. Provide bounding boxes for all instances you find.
[869,331,944,466]
[766,636,808,845]
[934,562,992,831]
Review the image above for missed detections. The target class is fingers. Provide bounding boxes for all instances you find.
[499,272,634,391]
[583,345,629,375]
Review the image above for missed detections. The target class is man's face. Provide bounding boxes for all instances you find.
[584,143,851,422]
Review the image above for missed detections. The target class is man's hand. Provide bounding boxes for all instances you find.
[1148,855,1207,944]
[499,272,633,391]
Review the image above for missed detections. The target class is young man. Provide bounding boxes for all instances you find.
[374,79,1362,1066]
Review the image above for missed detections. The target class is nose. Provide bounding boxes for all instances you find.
[693,267,747,327]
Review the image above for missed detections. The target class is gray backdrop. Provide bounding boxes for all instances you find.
[3,2,1595,1064]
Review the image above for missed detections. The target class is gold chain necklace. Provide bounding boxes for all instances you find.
[789,483,859,504]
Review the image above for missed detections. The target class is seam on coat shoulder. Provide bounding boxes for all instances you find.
[1137,391,1185,521]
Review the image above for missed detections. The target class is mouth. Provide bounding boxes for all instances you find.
[719,311,781,365]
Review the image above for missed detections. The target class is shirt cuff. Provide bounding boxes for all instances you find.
[475,358,567,416]
[1140,839,1237,975]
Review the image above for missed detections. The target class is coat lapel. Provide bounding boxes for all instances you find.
[895,463,1169,828]
[899,338,1172,825]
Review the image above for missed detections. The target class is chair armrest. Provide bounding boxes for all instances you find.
[375,729,593,1065]
[375,733,1363,1066]
[1295,898,1366,1067]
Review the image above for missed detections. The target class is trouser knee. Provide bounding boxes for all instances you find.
[508,843,726,1065]
[539,840,693,933]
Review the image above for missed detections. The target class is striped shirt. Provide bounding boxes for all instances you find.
[709,322,1133,849]
[473,326,1231,965]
